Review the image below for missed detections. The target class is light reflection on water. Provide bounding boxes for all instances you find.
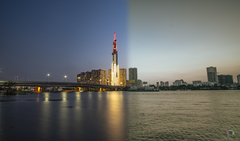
[43,92,50,102]
[0,90,239,140]
[107,91,126,140]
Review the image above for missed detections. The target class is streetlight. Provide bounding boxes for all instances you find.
[47,74,50,82]
[64,75,67,82]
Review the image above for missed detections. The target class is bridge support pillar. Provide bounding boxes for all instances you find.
[76,87,82,92]
[35,86,40,92]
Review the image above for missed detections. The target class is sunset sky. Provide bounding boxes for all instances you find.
[0,0,239,85]
[128,0,240,84]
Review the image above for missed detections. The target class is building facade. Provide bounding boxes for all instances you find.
[77,69,107,85]
[137,79,143,87]
[108,68,126,86]
[164,81,169,87]
[160,81,164,86]
[218,75,233,85]
[193,80,202,86]
[173,79,187,86]
[129,67,138,86]
[119,68,126,86]
[207,66,218,82]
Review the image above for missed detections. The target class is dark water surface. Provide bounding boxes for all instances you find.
[0,90,239,141]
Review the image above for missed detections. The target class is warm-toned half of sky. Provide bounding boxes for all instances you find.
[128,0,240,84]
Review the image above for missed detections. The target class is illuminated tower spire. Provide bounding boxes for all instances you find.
[113,32,117,53]
[111,32,119,86]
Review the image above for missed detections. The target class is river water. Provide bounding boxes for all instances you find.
[0,90,239,141]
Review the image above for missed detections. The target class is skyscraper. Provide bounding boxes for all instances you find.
[218,75,233,85]
[110,33,119,86]
[119,68,126,86]
[160,81,164,86]
[207,66,218,82]
[129,67,138,86]
[164,81,169,87]
[108,68,126,86]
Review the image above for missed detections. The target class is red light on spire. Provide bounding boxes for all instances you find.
[113,33,117,53]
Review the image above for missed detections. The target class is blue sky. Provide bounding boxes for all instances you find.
[0,0,239,85]
[0,0,128,82]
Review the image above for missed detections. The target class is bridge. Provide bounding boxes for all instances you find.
[0,81,125,92]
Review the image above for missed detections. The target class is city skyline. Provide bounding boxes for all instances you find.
[0,0,240,85]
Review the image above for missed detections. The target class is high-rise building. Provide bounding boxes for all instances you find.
[207,66,218,82]
[119,68,126,86]
[218,75,233,85]
[129,67,138,86]
[164,81,169,87]
[108,68,126,86]
[237,74,240,85]
[156,82,159,87]
[77,69,107,85]
[173,79,187,86]
[160,81,164,86]
[110,33,119,86]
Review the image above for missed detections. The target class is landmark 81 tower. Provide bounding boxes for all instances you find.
[111,33,119,86]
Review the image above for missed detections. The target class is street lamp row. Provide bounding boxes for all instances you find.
[46,74,68,82]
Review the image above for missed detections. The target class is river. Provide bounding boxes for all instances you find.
[0,90,239,140]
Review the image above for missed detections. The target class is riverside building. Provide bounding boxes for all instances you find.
[77,69,107,85]
[217,75,233,86]
[207,66,218,83]
[108,68,126,86]
[237,74,240,85]
[129,67,138,86]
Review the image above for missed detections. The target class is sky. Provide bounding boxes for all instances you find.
[0,0,240,85]
[128,0,240,84]
[0,0,128,82]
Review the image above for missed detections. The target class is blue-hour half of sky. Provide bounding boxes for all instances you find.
[0,0,128,82]
[128,0,240,84]
[0,0,240,85]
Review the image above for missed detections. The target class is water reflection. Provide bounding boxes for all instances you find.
[40,93,51,138]
[106,91,126,140]
[61,92,67,102]
[75,92,81,100]
[43,92,50,102]
[58,92,69,140]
